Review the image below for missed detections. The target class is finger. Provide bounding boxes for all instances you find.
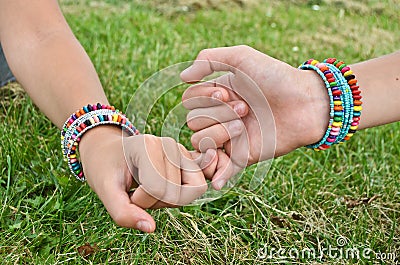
[182,73,244,110]
[178,144,208,205]
[190,149,218,180]
[134,135,168,201]
[98,176,156,232]
[211,149,242,190]
[161,137,181,205]
[191,119,244,152]
[182,84,230,110]
[130,190,178,210]
[180,45,255,82]
[186,100,248,132]
[130,186,158,209]
[122,135,160,210]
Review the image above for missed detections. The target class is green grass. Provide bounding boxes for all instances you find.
[1,0,399,264]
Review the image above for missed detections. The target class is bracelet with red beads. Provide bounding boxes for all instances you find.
[60,103,139,181]
[299,58,362,150]
[299,60,343,150]
[324,58,362,141]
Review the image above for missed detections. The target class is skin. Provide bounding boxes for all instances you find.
[181,45,400,189]
[0,0,220,233]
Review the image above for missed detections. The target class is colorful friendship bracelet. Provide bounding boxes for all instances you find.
[324,58,363,141]
[62,103,115,132]
[299,62,335,149]
[61,109,125,152]
[326,63,353,143]
[299,58,362,150]
[61,106,134,153]
[61,103,139,181]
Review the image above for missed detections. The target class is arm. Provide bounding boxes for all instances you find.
[181,46,400,189]
[0,0,154,231]
[0,0,211,232]
[351,51,400,130]
[0,0,107,126]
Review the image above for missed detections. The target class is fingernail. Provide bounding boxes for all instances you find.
[214,179,226,190]
[212,91,222,100]
[136,221,152,232]
[228,120,243,136]
[234,102,245,115]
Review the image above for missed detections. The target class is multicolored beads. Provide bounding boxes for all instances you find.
[299,58,362,150]
[299,61,335,150]
[324,58,362,141]
[60,103,139,181]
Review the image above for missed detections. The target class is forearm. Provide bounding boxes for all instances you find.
[0,0,108,128]
[350,51,400,130]
[304,51,400,146]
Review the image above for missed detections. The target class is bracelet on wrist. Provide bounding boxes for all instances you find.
[60,103,139,181]
[299,58,362,151]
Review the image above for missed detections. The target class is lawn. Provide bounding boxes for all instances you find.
[0,0,399,264]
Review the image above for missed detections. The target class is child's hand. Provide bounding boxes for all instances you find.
[181,45,330,189]
[78,126,215,233]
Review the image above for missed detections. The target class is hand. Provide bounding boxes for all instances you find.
[78,126,216,233]
[181,45,329,189]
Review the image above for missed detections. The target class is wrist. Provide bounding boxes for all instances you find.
[299,70,330,147]
[79,125,124,157]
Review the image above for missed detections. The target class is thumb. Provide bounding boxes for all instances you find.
[180,45,253,82]
[98,178,156,233]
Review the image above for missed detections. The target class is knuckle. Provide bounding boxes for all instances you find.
[237,44,251,51]
[144,185,165,201]
[198,48,212,59]
[191,184,208,198]
[236,45,254,59]
[167,192,181,205]
[237,44,249,49]
[143,134,159,145]
[161,136,175,145]
[198,183,208,194]
[216,127,229,140]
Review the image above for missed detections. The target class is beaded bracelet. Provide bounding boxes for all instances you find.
[61,109,126,152]
[60,103,139,181]
[299,58,362,150]
[299,62,335,150]
[326,63,353,143]
[324,58,363,141]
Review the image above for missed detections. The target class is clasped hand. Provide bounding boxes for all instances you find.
[79,45,329,233]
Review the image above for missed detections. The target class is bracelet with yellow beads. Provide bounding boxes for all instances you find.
[299,58,362,150]
[60,103,139,181]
